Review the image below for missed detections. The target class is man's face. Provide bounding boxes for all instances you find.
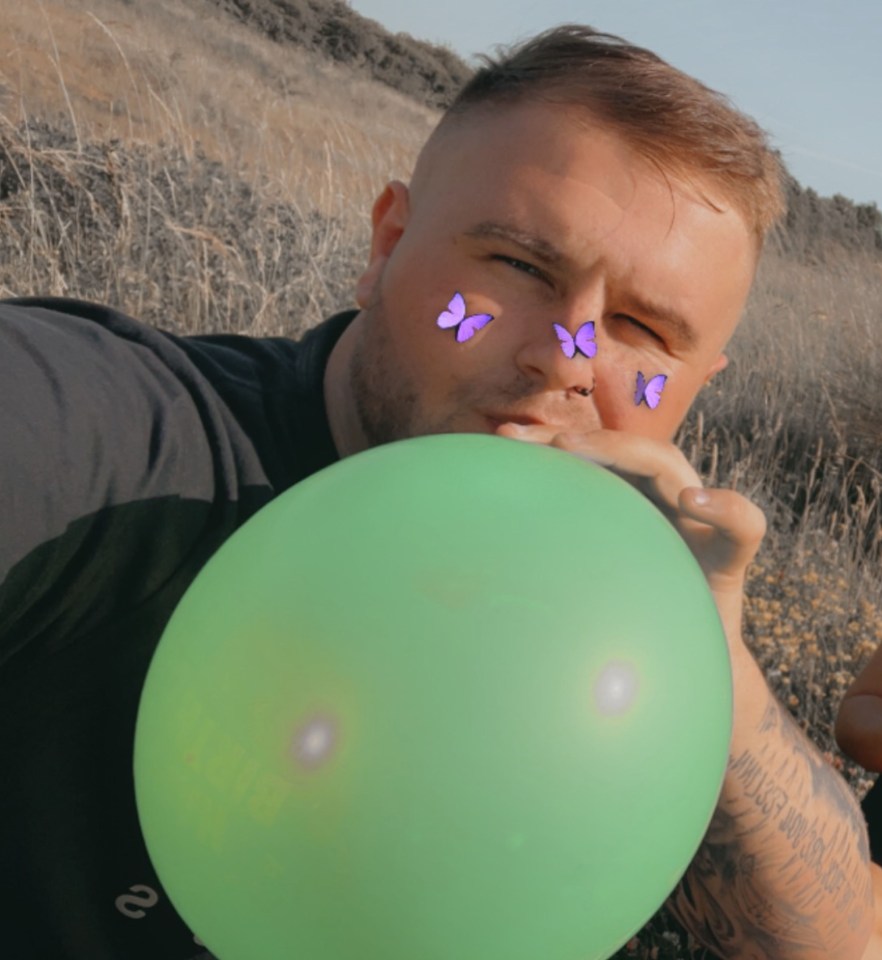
[327,101,756,455]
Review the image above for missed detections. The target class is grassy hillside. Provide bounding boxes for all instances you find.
[208,0,472,108]
[3,2,882,958]
[0,0,438,213]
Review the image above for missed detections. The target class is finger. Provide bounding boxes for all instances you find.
[679,486,767,574]
[497,424,706,527]
[548,429,703,515]
[495,424,641,482]
[553,428,702,484]
[494,422,560,444]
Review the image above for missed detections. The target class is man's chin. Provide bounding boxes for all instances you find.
[360,412,502,448]
[434,415,503,438]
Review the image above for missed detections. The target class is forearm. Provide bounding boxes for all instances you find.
[667,640,874,959]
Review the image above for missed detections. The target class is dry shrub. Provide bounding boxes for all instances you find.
[0,114,362,335]
[211,0,473,108]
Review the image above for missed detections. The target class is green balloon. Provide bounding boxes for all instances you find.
[134,434,731,960]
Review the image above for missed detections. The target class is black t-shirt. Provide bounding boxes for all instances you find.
[0,298,353,959]
[861,775,882,865]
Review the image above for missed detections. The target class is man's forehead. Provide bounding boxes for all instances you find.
[414,101,754,253]
[414,101,621,184]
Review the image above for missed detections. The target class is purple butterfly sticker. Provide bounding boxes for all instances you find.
[436,292,494,343]
[553,321,597,359]
[634,371,667,409]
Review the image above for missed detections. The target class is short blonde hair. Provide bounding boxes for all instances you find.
[440,25,786,246]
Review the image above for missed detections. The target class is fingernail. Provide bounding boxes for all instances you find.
[693,489,711,506]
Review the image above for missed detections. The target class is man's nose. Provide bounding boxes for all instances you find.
[513,309,600,396]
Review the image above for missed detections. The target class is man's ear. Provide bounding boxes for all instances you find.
[704,352,729,384]
[355,180,410,308]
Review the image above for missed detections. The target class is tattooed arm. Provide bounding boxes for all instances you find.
[667,638,875,959]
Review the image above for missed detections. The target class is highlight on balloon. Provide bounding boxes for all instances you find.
[634,371,667,409]
[436,291,494,343]
[291,713,340,771]
[553,321,597,359]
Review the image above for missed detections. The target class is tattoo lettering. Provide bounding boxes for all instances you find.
[762,696,871,861]
[730,749,790,819]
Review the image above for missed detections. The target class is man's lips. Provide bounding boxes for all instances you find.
[484,381,597,431]
[483,411,552,430]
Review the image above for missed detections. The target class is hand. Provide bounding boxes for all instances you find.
[496,423,766,647]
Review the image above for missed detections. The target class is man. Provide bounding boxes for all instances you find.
[0,24,875,960]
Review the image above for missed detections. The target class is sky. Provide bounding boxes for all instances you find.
[349,0,882,210]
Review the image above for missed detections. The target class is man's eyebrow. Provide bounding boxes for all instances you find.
[463,220,566,266]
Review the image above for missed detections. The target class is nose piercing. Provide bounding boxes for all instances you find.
[570,382,595,398]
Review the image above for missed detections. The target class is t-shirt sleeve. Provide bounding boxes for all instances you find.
[0,300,230,663]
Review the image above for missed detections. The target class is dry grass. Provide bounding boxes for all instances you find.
[0,0,436,335]
[676,249,882,767]
[3,2,882,958]
[0,114,368,335]
[0,0,438,217]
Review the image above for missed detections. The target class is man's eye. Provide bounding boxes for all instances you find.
[622,315,663,342]
[493,255,545,280]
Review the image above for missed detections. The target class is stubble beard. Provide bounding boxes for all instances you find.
[349,290,553,448]
[349,292,423,448]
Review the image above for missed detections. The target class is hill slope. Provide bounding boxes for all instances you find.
[208,0,882,260]
[209,0,473,108]
[0,0,439,213]
[2,0,879,260]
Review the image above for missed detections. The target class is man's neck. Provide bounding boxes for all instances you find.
[323,311,369,459]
